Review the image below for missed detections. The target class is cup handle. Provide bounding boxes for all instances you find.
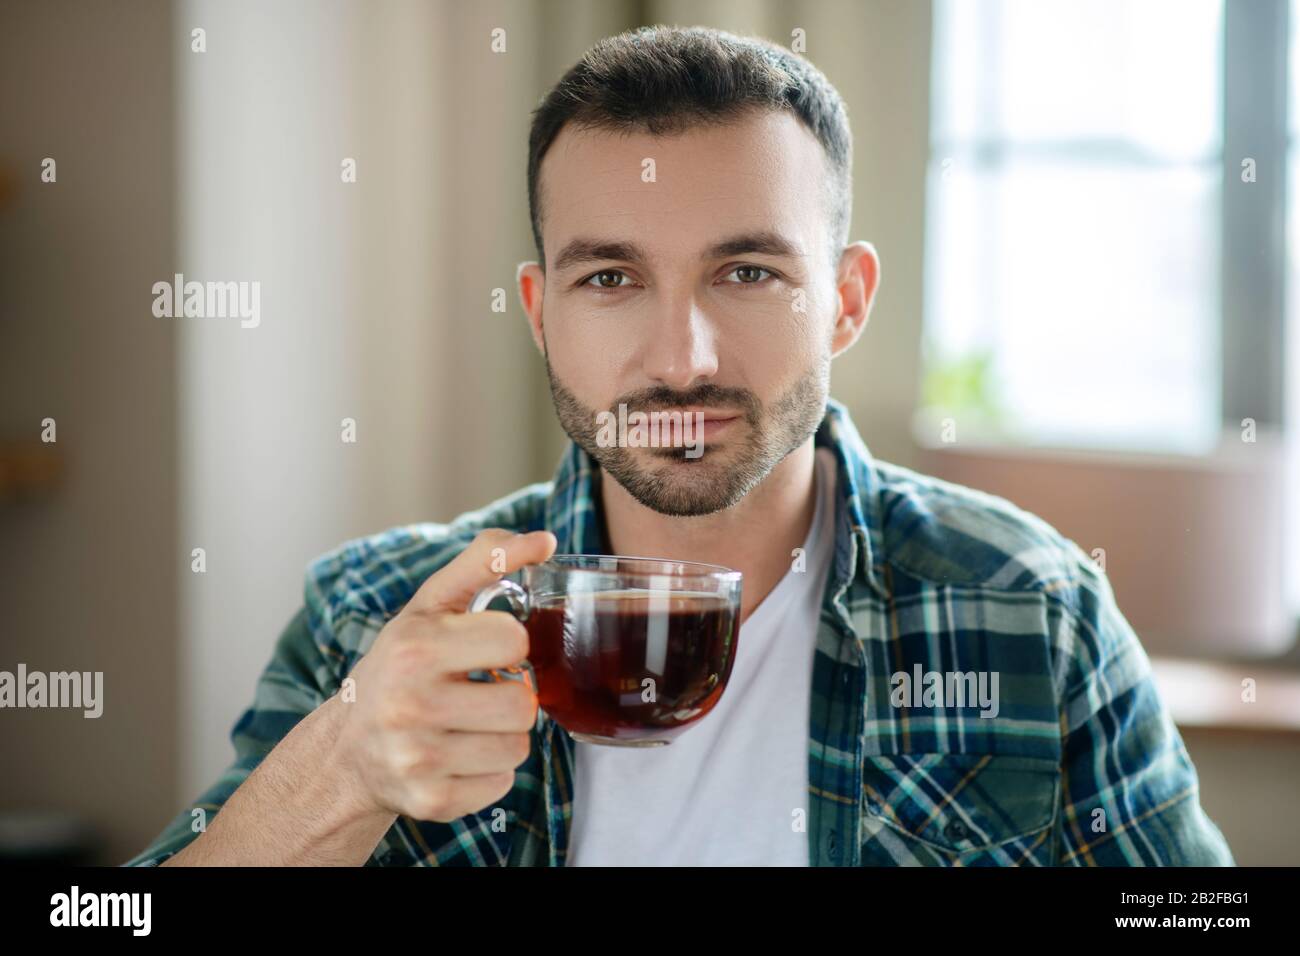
[468,578,536,693]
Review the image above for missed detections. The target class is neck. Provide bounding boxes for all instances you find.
[599,438,819,625]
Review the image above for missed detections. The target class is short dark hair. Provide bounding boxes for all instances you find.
[526,24,853,271]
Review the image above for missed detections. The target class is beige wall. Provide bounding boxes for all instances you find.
[0,0,177,864]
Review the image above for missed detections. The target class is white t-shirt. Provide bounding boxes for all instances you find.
[568,446,839,866]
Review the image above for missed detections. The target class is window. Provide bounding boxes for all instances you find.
[1288,0,1300,618]
[922,0,1226,453]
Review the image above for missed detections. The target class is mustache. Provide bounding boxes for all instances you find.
[607,384,760,418]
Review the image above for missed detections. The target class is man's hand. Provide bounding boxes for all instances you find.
[161,528,555,866]
[334,529,556,822]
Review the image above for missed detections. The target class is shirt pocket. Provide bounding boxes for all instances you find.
[861,752,1060,861]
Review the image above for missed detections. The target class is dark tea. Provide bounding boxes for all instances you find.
[524,590,741,744]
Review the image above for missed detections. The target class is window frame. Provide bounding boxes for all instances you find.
[1222,0,1288,431]
[923,0,1292,445]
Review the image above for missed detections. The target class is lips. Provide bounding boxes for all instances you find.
[695,416,738,440]
[670,408,741,422]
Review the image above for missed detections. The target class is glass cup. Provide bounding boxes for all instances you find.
[469,554,743,747]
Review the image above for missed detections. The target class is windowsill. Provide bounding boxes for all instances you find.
[910,410,1284,468]
[1150,656,1300,735]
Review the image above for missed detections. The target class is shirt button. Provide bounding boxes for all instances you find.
[944,820,969,843]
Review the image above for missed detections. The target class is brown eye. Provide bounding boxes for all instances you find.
[585,270,628,289]
[725,265,773,284]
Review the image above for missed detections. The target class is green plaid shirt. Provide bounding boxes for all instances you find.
[126,398,1234,866]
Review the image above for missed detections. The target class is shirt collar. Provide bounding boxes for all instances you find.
[541,397,890,604]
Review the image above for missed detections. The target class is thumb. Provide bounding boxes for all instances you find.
[407,528,557,615]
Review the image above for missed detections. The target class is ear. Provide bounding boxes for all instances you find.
[517,261,546,356]
[830,241,880,359]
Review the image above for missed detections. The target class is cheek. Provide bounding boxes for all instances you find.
[545,328,630,402]
[729,296,824,371]
[543,296,639,382]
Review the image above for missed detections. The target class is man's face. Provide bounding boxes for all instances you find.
[525,109,847,517]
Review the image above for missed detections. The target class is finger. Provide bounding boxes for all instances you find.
[411,771,517,822]
[422,670,538,732]
[403,609,533,675]
[407,729,535,776]
[407,529,557,614]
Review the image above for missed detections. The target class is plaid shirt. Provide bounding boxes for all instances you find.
[126,398,1234,866]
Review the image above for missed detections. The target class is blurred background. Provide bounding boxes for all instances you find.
[1,0,1298,866]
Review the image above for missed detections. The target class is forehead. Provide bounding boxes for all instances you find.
[537,109,830,266]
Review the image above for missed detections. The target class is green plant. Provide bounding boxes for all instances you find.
[920,344,1008,425]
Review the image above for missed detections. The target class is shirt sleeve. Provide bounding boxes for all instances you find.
[121,604,335,866]
[1055,554,1236,866]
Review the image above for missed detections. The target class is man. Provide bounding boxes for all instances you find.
[127,25,1233,867]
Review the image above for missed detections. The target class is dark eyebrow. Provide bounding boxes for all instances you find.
[552,239,647,274]
[705,230,805,261]
[551,230,805,274]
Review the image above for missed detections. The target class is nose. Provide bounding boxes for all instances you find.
[641,295,719,391]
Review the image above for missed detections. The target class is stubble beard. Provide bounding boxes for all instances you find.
[545,352,830,517]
